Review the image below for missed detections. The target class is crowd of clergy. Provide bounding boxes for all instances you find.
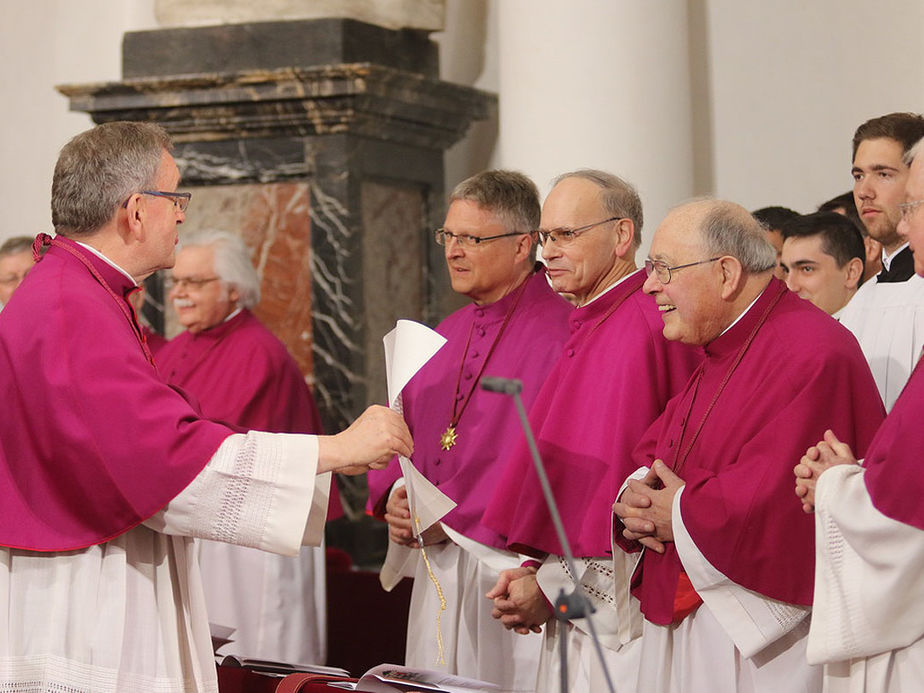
[0,111,922,693]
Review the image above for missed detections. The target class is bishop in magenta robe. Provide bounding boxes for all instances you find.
[618,282,884,692]
[158,306,331,666]
[368,266,571,689]
[614,200,885,693]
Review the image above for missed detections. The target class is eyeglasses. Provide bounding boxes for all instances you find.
[123,190,192,213]
[899,199,924,220]
[644,257,722,284]
[537,216,623,246]
[434,229,527,247]
[165,276,221,290]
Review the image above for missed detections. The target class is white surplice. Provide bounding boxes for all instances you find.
[197,541,326,666]
[534,553,641,693]
[0,430,329,693]
[628,486,820,693]
[399,529,542,692]
[809,464,924,693]
[839,273,924,411]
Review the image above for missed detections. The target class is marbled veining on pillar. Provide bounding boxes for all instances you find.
[361,181,426,407]
[165,182,318,389]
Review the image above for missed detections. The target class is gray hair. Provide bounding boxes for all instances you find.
[450,170,541,236]
[552,169,644,249]
[178,229,261,309]
[52,121,172,236]
[904,136,924,166]
[0,236,34,259]
[701,201,777,273]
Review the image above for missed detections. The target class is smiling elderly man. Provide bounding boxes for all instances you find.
[612,199,883,693]
[156,229,327,666]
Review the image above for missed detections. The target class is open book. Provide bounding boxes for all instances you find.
[327,664,499,692]
[221,654,349,678]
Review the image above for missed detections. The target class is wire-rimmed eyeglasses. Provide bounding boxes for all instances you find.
[434,229,527,247]
[123,190,192,213]
[899,199,924,221]
[537,216,624,246]
[644,257,722,284]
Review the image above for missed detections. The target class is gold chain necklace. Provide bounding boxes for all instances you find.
[440,275,531,450]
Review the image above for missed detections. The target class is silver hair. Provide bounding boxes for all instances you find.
[177,229,261,309]
[0,236,35,258]
[450,170,541,236]
[52,122,172,235]
[904,136,924,166]
[552,169,644,249]
[700,201,777,273]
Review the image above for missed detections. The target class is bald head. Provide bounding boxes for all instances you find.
[643,200,776,346]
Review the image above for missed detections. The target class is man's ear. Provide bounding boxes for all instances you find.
[844,257,863,290]
[123,194,145,241]
[614,218,635,257]
[718,256,744,300]
[514,231,536,264]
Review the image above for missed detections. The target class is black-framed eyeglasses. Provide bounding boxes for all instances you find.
[536,216,624,246]
[644,257,722,284]
[124,190,192,213]
[899,199,924,221]
[434,229,527,247]
[165,276,221,290]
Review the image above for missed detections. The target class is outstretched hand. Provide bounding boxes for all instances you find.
[318,405,413,475]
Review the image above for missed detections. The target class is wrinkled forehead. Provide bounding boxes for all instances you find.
[650,210,704,260]
[173,244,216,274]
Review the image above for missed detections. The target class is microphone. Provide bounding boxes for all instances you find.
[479,376,523,395]
[479,373,616,693]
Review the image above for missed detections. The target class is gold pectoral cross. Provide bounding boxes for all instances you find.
[440,425,457,451]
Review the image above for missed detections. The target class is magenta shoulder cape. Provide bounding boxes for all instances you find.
[0,237,233,551]
[157,308,337,517]
[482,270,703,558]
[156,309,323,435]
[367,268,572,549]
[616,280,885,625]
[863,357,924,529]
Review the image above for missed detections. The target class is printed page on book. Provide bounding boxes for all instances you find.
[327,663,500,692]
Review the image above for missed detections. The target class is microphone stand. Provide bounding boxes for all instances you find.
[481,377,617,693]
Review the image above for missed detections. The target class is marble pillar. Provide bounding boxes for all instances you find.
[494,0,695,256]
[58,18,495,436]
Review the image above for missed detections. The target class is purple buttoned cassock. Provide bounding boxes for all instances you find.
[614,280,885,625]
[482,270,703,558]
[367,268,572,549]
[0,236,231,551]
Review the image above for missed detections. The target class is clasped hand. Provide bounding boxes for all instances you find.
[793,429,857,513]
[485,566,551,635]
[612,460,685,554]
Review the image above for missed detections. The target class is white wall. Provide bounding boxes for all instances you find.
[437,0,924,258]
[705,0,924,212]
[0,0,157,242]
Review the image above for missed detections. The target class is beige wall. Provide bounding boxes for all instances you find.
[0,1,157,241]
[2,0,923,255]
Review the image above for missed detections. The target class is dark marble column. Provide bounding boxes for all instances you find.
[58,18,494,434]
